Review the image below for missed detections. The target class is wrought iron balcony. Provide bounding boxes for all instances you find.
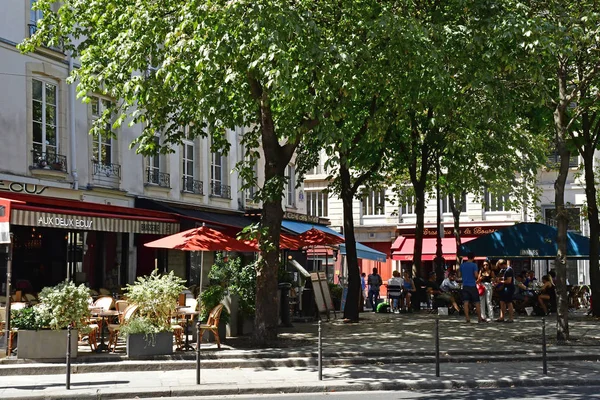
[182,177,203,195]
[146,168,170,188]
[210,182,231,199]
[30,150,67,172]
[92,161,121,179]
[28,24,64,52]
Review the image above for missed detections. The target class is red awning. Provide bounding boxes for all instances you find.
[391,236,477,261]
[1,192,179,234]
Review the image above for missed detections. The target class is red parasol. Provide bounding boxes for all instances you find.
[144,225,256,252]
[242,232,307,251]
[298,228,345,246]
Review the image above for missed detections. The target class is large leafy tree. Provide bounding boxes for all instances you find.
[20,0,350,345]
[496,0,600,339]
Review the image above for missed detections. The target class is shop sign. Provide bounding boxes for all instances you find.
[0,199,10,244]
[0,180,48,195]
[140,222,168,234]
[520,249,539,256]
[402,225,502,238]
[284,211,320,224]
[37,215,93,229]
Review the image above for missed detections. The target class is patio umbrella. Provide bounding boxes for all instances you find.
[241,232,307,251]
[298,228,345,246]
[144,224,256,310]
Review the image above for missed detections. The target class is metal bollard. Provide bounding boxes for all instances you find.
[196,321,201,385]
[318,320,323,381]
[542,317,547,375]
[66,325,72,390]
[435,319,440,377]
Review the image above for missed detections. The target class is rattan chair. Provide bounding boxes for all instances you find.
[107,304,139,352]
[199,304,224,349]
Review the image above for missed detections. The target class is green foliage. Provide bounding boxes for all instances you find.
[37,281,90,331]
[120,316,161,346]
[125,269,186,332]
[328,283,343,302]
[198,253,256,323]
[10,307,50,331]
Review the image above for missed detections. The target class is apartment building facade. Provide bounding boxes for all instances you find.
[0,0,308,294]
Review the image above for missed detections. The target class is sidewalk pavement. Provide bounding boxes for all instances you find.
[1,311,600,398]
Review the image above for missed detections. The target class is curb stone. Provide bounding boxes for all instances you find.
[4,377,600,400]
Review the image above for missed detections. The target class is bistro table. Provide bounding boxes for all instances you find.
[95,309,119,353]
[176,307,199,351]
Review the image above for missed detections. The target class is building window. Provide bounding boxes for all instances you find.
[547,149,579,168]
[484,189,509,212]
[145,136,170,187]
[210,149,230,197]
[286,165,296,207]
[246,163,258,202]
[32,78,58,159]
[442,193,467,214]
[307,191,328,217]
[545,208,582,232]
[400,196,415,215]
[30,0,43,25]
[362,190,385,216]
[182,139,199,193]
[91,96,112,165]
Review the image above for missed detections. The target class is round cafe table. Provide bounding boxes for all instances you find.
[96,310,119,353]
[176,307,199,351]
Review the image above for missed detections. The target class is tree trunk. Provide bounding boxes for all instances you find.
[553,65,570,341]
[412,181,426,278]
[449,193,462,267]
[340,162,361,322]
[582,143,600,316]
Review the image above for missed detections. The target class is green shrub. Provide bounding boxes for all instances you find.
[11,307,48,330]
[124,269,186,332]
[37,281,91,330]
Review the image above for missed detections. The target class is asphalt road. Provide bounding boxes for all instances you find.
[159,386,600,400]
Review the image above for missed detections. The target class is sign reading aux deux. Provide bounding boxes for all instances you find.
[11,209,178,235]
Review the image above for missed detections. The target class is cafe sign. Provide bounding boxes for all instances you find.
[0,180,48,195]
[37,215,93,229]
[520,249,539,257]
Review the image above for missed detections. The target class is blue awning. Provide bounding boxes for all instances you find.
[281,220,343,237]
[340,243,387,263]
[280,220,387,262]
[459,222,590,259]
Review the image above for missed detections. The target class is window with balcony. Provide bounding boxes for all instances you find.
[442,193,467,214]
[286,165,296,207]
[90,96,120,179]
[31,78,66,172]
[544,208,582,232]
[484,189,509,212]
[211,150,230,198]
[29,0,63,52]
[306,191,328,217]
[182,139,202,194]
[146,136,170,187]
[362,190,385,216]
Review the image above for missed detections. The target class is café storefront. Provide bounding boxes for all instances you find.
[0,191,179,295]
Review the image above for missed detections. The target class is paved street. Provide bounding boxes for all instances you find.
[163,387,600,400]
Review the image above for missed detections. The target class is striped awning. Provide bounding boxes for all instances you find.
[11,209,178,235]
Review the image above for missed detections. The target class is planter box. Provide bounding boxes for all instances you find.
[126,332,173,358]
[17,329,78,360]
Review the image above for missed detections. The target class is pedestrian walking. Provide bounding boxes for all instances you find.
[367,268,383,312]
[460,252,483,323]
[478,260,495,322]
[360,272,367,309]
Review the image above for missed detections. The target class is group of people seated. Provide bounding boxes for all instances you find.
[381,259,559,322]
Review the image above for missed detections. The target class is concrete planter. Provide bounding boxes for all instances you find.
[126,331,173,358]
[17,329,78,360]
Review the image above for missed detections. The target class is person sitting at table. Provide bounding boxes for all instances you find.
[427,272,460,313]
[538,275,556,316]
[402,271,416,312]
[513,273,534,312]
[524,270,538,288]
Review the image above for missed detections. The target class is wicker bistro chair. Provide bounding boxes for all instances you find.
[92,296,115,331]
[171,299,199,350]
[107,304,139,352]
[198,304,224,349]
[114,300,130,316]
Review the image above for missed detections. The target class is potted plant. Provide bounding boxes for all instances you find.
[15,281,90,359]
[123,269,185,358]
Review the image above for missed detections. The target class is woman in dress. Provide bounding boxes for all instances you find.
[402,270,416,312]
[478,260,495,322]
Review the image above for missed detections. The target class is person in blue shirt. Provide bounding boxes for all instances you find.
[460,252,483,323]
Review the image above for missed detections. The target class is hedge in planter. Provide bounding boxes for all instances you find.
[14,281,90,359]
[123,269,185,357]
